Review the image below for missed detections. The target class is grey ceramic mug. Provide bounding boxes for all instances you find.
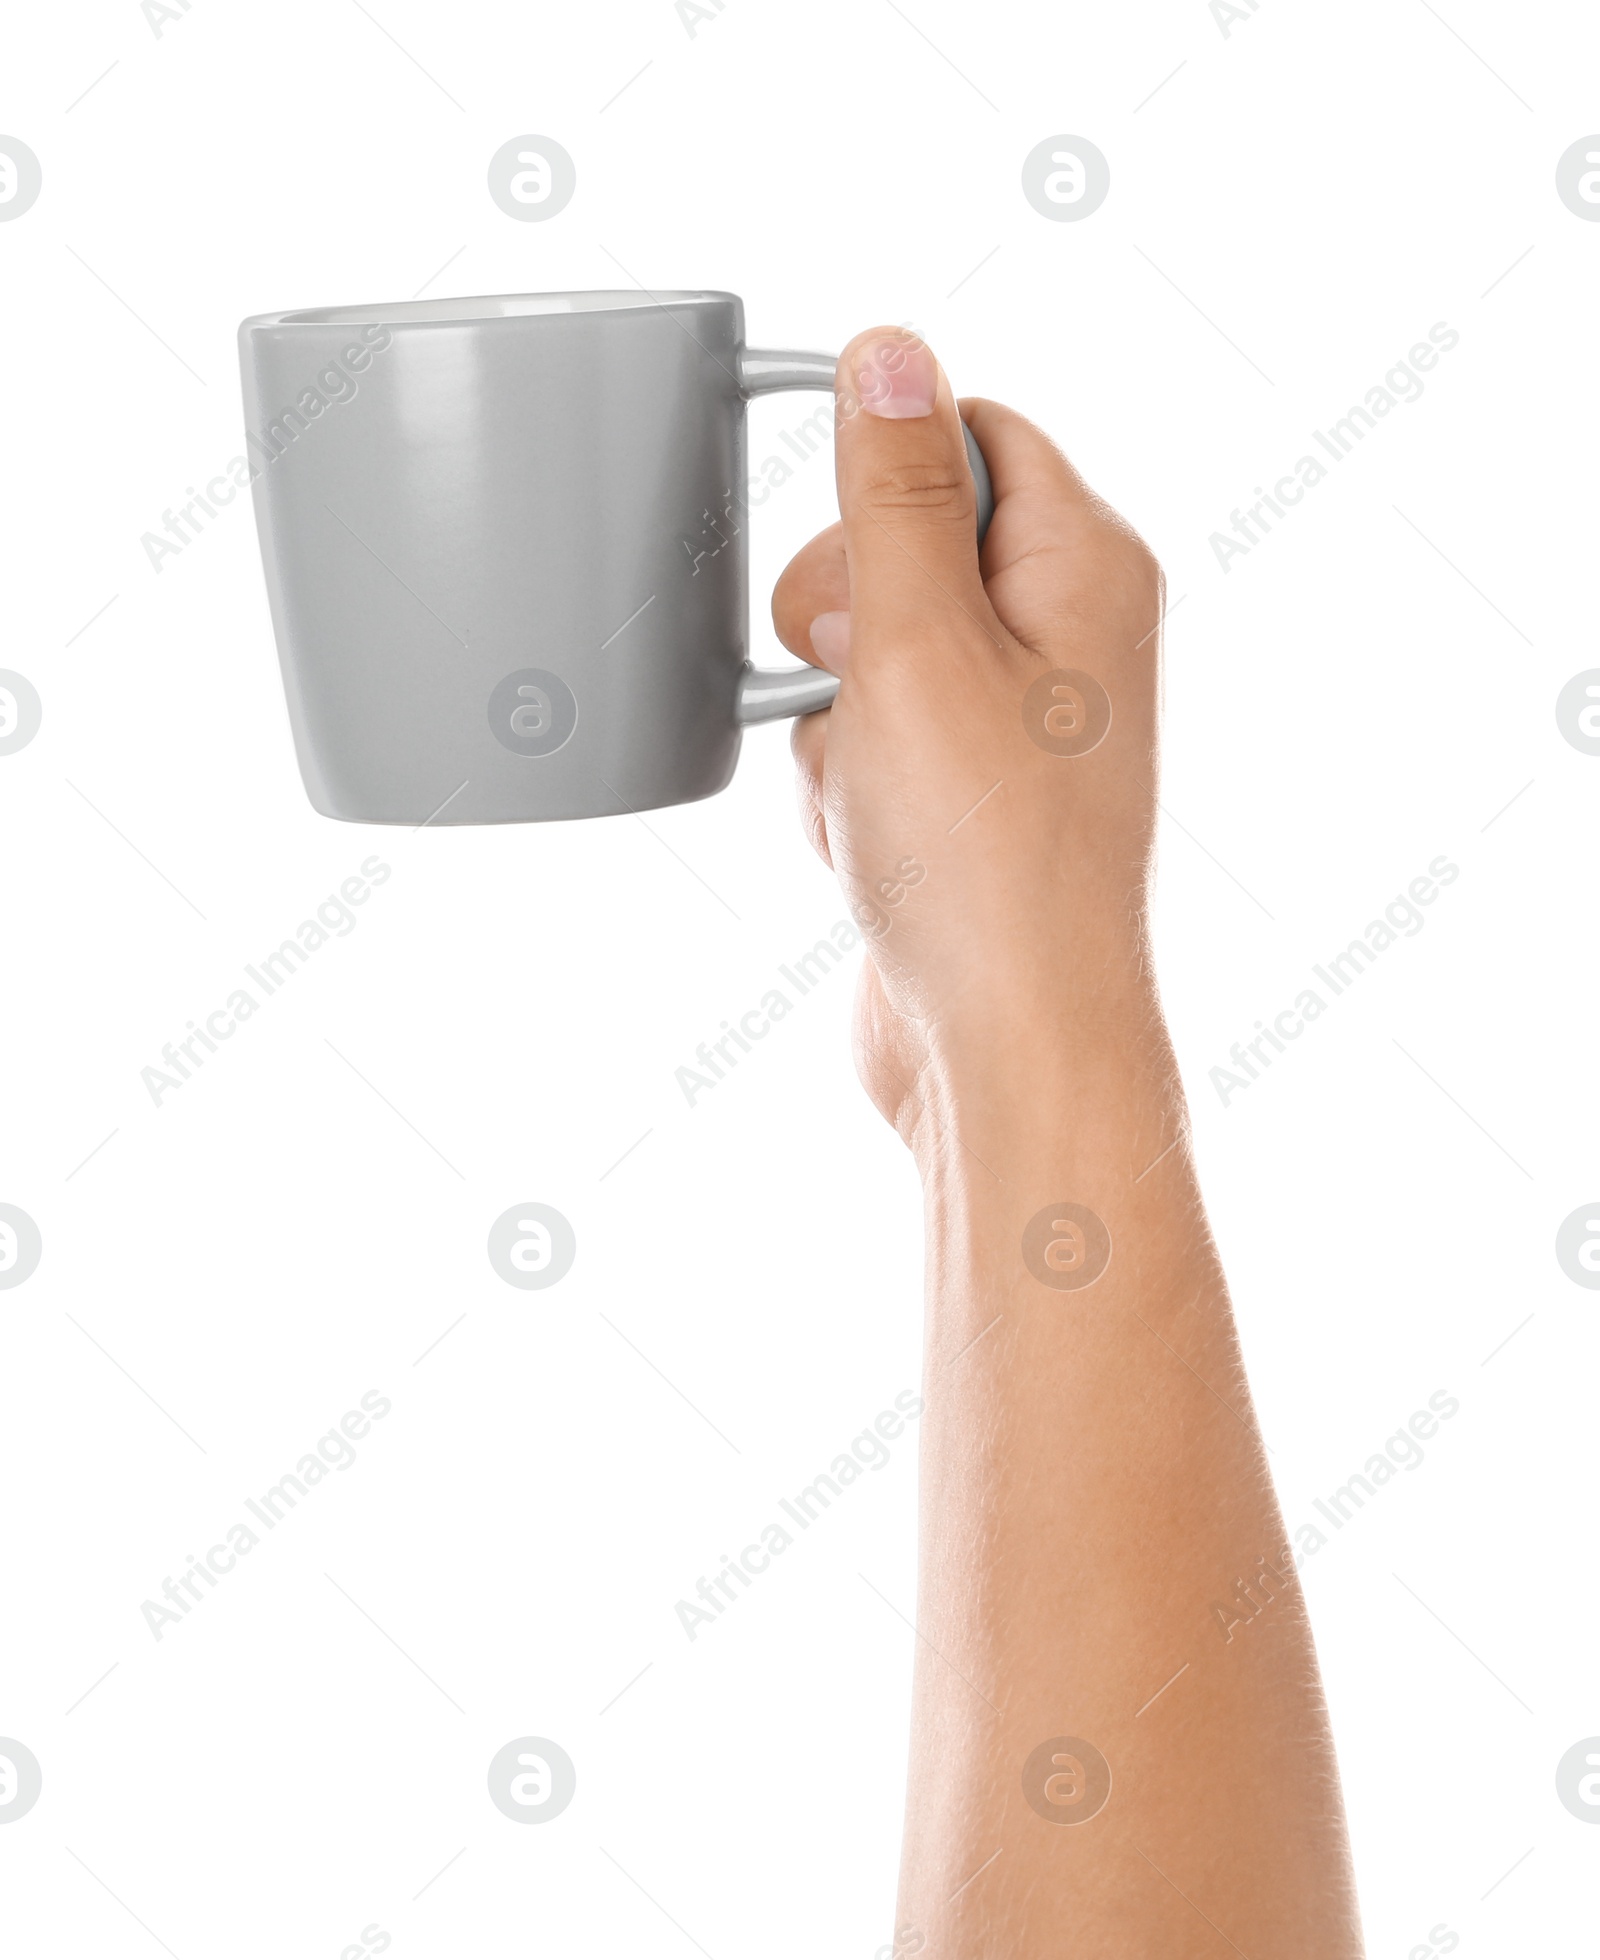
[238,290,992,825]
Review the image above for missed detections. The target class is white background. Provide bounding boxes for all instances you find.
[2,1,1597,1954]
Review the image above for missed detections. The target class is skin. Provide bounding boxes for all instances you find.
[771,329,1365,1957]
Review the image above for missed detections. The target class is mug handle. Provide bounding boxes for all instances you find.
[733,347,995,725]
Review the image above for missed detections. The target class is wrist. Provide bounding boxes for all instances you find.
[904,972,1178,1187]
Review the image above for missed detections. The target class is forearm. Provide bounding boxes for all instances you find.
[768,329,1364,1951]
[896,986,1364,1956]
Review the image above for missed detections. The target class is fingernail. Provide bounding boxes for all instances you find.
[809,610,851,673]
[856,339,937,419]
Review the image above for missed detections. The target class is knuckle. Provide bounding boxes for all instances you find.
[858,461,972,521]
[1132,535,1164,587]
[1089,525,1163,612]
[1123,543,1164,610]
[1109,514,1163,584]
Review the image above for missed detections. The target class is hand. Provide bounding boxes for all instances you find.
[771,326,1167,1144]
[773,334,1364,1959]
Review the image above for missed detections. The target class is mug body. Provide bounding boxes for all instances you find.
[238,291,750,823]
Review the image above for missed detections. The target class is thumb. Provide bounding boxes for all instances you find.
[833,326,998,654]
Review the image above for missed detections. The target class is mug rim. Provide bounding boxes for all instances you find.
[240,289,740,331]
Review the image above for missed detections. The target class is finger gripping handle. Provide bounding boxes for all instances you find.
[733,345,993,726]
